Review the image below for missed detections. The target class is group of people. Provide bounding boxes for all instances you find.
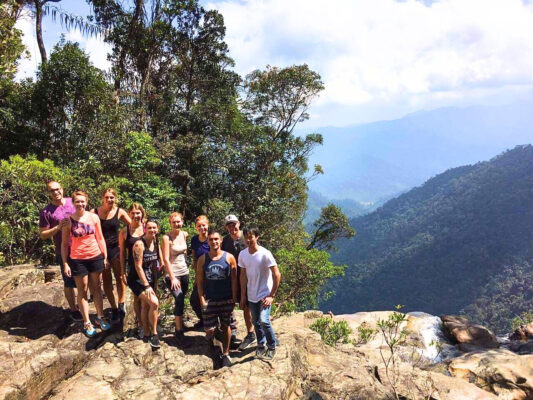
[39,181,281,366]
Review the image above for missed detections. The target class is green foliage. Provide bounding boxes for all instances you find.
[511,311,533,331]
[275,243,345,313]
[310,316,352,347]
[308,204,355,251]
[0,0,26,81]
[0,155,63,265]
[324,146,533,333]
[355,322,376,345]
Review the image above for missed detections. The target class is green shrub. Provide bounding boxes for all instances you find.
[356,322,376,344]
[511,311,533,331]
[310,316,352,347]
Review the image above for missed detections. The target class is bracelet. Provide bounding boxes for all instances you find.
[144,284,151,289]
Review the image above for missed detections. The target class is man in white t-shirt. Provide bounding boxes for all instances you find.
[238,226,281,361]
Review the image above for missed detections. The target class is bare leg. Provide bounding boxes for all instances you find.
[102,267,117,309]
[134,295,141,327]
[222,324,231,355]
[88,272,105,318]
[139,291,159,335]
[64,287,77,311]
[175,316,183,331]
[110,257,125,304]
[74,275,90,324]
[243,305,254,333]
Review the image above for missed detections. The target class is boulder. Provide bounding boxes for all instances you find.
[441,315,499,349]
[449,349,533,400]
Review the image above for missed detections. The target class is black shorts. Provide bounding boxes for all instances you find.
[128,275,154,297]
[107,245,120,262]
[202,298,235,330]
[68,255,104,277]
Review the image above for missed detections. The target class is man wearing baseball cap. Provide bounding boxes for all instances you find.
[222,214,256,350]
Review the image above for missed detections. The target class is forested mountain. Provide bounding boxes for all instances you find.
[304,190,375,226]
[322,145,533,332]
[308,100,533,202]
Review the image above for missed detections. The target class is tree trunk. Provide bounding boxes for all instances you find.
[34,0,47,64]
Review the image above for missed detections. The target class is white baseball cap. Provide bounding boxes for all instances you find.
[224,214,239,225]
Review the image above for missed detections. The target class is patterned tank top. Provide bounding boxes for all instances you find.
[70,213,101,259]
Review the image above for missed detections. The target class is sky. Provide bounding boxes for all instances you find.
[15,0,533,129]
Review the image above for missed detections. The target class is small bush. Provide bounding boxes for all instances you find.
[310,316,352,346]
[511,311,533,331]
[356,322,376,344]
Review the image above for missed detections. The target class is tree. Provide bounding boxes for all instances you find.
[308,204,356,251]
[30,41,126,169]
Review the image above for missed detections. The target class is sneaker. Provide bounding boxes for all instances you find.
[238,332,256,351]
[94,316,111,331]
[150,335,161,350]
[138,327,145,340]
[84,323,97,338]
[118,303,126,319]
[110,308,120,325]
[70,310,83,322]
[230,334,242,350]
[220,353,232,367]
[255,345,267,359]
[263,347,276,361]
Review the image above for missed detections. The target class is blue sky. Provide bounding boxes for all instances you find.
[16,0,533,129]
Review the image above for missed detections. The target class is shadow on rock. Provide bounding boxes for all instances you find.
[0,300,69,339]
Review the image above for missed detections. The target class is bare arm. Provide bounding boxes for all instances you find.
[240,266,248,309]
[119,208,132,225]
[261,265,281,308]
[39,225,61,240]
[94,215,108,262]
[61,221,71,276]
[133,241,149,287]
[228,254,238,304]
[161,235,174,278]
[119,228,127,275]
[196,254,206,307]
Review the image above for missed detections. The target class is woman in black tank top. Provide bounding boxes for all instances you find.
[93,188,131,323]
[119,203,146,334]
[128,219,162,349]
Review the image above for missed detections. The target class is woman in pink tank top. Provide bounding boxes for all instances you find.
[61,191,111,337]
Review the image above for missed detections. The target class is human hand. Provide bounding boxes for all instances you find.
[58,218,69,229]
[63,264,71,278]
[104,259,109,270]
[170,278,180,291]
[261,296,273,308]
[200,297,207,310]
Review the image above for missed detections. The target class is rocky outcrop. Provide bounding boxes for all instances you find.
[449,349,533,400]
[0,265,521,400]
[441,315,499,349]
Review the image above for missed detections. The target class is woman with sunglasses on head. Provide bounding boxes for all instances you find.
[189,215,210,330]
[161,212,189,344]
[91,188,131,324]
[61,191,111,337]
[129,218,162,349]
[119,203,146,337]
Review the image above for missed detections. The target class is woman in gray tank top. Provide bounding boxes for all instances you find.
[161,212,190,344]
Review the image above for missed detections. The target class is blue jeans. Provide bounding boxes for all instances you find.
[248,300,278,349]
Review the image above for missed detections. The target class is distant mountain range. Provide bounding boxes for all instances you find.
[308,99,533,203]
[320,145,533,333]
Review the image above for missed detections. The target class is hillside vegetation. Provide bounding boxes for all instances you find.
[322,145,533,332]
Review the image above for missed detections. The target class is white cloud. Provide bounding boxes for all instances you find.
[208,0,533,126]
[15,12,111,80]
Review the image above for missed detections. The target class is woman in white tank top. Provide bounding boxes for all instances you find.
[162,212,189,344]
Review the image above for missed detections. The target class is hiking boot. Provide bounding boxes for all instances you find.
[70,310,83,322]
[138,327,145,340]
[118,303,126,319]
[263,347,276,361]
[94,316,111,331]
[255,345,266,359]
[220,353,232,368]
[110,308,120,325]
[150,335,161,350]
[238,332,256,351]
